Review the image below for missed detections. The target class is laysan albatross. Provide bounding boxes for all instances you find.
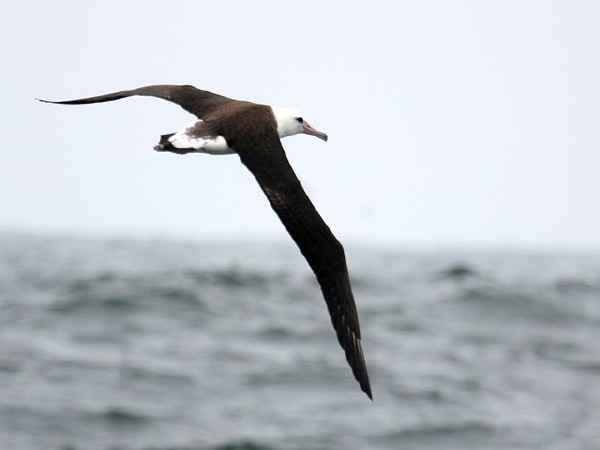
[39,84,372,400]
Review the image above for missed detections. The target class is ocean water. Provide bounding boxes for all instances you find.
[1,233,599,450]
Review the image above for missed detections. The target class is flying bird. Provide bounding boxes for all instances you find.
[38,84,372,399]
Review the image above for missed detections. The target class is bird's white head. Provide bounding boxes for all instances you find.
[271,106,328,142]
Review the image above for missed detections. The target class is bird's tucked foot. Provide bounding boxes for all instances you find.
[154,145,193,155]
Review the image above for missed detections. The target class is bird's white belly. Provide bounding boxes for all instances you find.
[191,135,234,155]
[169,121,235,155]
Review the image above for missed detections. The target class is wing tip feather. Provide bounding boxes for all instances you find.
[345,330,372,400]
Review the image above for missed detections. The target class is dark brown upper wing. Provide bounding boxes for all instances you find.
[233,113,372,399]
[37,84,234,119]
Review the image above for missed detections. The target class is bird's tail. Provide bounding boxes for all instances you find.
[154,133,175,151]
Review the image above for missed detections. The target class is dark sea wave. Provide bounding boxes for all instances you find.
[1,233,600,450]
[146,442,275,450]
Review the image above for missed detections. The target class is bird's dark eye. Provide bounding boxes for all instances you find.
[296,117,304,123]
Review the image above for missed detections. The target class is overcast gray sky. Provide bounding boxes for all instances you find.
[2,1,599,249]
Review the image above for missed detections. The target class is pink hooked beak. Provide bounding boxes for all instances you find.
[302,122,328,142]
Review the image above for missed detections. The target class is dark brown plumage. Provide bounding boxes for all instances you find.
[39,85,372,399]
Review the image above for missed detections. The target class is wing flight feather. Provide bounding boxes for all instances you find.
[38,84,233,119]
[234,125,372,399]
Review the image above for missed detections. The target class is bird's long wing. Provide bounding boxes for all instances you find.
[234,123,372,399]
[37,84,233,119]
